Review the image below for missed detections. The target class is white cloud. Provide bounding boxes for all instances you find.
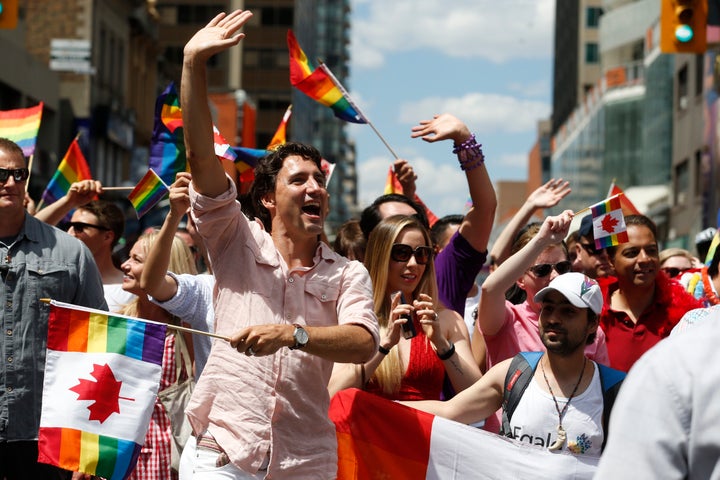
[397,93,551,135]
[351,0,556,68]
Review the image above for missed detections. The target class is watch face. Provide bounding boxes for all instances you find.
[295,326,309,347]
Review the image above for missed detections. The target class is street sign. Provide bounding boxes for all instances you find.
[50,38,95,75]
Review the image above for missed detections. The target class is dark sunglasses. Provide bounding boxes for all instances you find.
[528,260,572,278]
[579,243,606,256]
[0,167,29,182]
[69,221,110,233]
[662,267,689,278]
[390,243,433,265]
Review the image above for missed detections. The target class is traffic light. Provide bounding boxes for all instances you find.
[0,0,18,29]
[660,0,707,53]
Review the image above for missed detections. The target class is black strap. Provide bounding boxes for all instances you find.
[500,352,543,437]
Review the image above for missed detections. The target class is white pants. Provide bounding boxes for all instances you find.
[179,435,267,480]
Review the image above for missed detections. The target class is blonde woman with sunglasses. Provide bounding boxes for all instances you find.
[329,215,481,400]
[473,210,610,434]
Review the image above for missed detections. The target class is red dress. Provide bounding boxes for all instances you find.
[366,318,446,401]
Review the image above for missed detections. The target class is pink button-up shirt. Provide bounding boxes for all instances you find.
[186,181,379,478]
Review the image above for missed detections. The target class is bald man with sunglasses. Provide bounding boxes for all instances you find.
[0,138,107,479]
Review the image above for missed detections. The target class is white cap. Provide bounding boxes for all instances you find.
[534,272,603,314]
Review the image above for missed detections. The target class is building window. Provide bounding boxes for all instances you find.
[675,159,689,206]
[586,7,603,27]
[695,54,704,97]
[177,5,224,24]
[694,150,702,199]
[678,64,688,110]
[260,7,293,26]
[585,43,599,63]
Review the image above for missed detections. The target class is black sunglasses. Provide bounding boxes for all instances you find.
[662,267,689,278]
[0,167,29,182]
[579,243,606,256]
[528,261,572,278]
[390,243,433,265]
[69,221,110,233]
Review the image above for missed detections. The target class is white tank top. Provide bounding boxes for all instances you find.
[510,362,604,456]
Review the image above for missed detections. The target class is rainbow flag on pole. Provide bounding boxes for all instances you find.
[127,169,169,218]
[38,300,166,480]
[287,31,367,124]
[149,83,186,186]
[0,103,44,157]
[41,138,93,206]
[589,194,629,249]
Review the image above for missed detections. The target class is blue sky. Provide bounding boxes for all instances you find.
[346,0,556,218]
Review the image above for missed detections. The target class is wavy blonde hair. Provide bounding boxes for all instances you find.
[119,230,198,318]
[364,215,438,395]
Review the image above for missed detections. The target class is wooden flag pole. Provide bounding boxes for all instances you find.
[102,186,135,191]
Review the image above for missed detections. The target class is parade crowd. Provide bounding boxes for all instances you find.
[2,8,719,480]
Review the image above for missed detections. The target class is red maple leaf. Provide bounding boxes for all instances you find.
[69,363,133,423]
[600,214,620,234]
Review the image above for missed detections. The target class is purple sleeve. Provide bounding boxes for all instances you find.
[434,230,487,316]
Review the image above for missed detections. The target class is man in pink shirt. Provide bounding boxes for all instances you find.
[179,10,379,479]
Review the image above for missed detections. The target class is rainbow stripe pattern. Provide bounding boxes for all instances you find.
[287,31,366,124]
[41,138,93,206]
[0,103,44,157]
[127,168,169,218]
[150,83,186,186]
[590,194,629,249]
[38,302,166,480]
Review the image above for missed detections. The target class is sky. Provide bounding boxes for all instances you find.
[346,0,556,218]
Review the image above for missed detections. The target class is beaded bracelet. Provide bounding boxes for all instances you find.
[436,342,456,361]
[452,133,485,172]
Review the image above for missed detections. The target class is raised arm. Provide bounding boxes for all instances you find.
[34,179,102,225]
[411,113,496,253]
[477,210,574,336]
[490,178,571,266]
[140,172,192,301]
[181,10,253,197]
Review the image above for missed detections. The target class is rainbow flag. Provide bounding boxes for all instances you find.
[606,182,641,216]
[41,138,93,206]
[149,83,186,186]
[287,31,367,124]
[127,169,169,218]
[0,103,44,157]
[231,146,268,176]
[38,300,165,480]
[383,166,440,227]
[589,194,629,249]
[267,104,292,151]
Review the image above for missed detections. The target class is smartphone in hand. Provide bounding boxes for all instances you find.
[398,292,416,339]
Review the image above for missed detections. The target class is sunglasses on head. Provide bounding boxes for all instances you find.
[662,267,689,278]
[579,242,606,256]
[528,260,572,278]
[69,221,110,233]
[0,167,29,183]
[390,243,433,265]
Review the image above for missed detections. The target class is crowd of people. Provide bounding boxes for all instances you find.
[1,8,719,480]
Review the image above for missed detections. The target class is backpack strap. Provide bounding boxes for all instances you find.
[597,363,626,451]
[500,352,544,437]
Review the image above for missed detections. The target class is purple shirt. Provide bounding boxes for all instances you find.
[435,230,487,315]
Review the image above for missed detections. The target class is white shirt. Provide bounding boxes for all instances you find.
[511,362,604,456]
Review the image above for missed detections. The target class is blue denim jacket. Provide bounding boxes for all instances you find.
[0,214,107,441]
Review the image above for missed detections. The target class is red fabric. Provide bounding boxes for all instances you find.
[330,388,433,480]
[365,318,445,401]
[598,274,703,372]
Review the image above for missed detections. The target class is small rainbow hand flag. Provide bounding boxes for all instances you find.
[127,169,169,218]
[588,194,628,249]
[0,103,44,157]
[41,137,93,206]
[287,30,367,124]
[38,300,165,480]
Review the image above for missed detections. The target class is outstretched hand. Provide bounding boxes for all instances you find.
[410,113,472,145]
[183,10,253,64]
[527,178,571,210]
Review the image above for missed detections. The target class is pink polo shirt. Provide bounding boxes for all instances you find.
[186,181,379,478]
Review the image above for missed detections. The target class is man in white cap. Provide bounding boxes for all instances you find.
[402,272,625,456]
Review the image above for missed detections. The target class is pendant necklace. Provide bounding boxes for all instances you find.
[540,356,587,451]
